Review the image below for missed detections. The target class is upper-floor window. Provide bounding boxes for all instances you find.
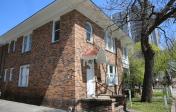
[8,40,16,53]
[18,64,30,87]
[105,31,116,53]
[106,65,118,86]
[123,47,128,59]
[52,20,60,43]
[85,22,93,43]
[22,34,32,53]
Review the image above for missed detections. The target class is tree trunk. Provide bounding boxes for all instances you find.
[141,49,154,102]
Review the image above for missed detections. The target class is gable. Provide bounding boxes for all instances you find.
[0,0,133,48]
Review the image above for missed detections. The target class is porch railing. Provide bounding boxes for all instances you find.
[95,81,115,97]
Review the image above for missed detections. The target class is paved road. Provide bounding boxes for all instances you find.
[0,100,66,112]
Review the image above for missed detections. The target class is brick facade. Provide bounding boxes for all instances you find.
[0,10,124,112]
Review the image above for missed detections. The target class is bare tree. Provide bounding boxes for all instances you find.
[96,0,176,102]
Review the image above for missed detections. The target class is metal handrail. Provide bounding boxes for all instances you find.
[95,81,115,96]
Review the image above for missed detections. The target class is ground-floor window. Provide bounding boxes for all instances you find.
[106,64,118,86]
[18,64,30,87]
[4,69,8,82]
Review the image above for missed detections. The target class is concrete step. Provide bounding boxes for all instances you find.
[97,95,111,99]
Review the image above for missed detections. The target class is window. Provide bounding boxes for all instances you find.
[8,41,16,53]
[12,41,16,52]
[123,47,128,58]
[18,65,30,87]
[9,68,14,81]
[105,31,116,53]
[22,34,32,53]
[8,42,11,53]
[106,65,118,86]
[85,22,93,43]
[52,20,60,43]
[4,69,8,82]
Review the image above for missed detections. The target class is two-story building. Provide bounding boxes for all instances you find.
[0,0,132,111]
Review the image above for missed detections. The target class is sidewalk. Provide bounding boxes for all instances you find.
[171,100,176,112]
[0,99,66,112]
[171,88,176,112]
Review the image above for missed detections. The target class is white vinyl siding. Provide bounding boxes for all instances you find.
[22,34,32,53]
[18,65,30,87]
[105,32,116,53]
[106,65,118,86]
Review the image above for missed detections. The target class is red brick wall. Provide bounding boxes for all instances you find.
[73,10,123,111]
[0,10,124,111]
[0,10,76,109]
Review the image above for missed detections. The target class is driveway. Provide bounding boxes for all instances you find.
[0,100,66,112]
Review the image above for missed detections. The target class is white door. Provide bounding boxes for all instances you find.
[86,60,95,98]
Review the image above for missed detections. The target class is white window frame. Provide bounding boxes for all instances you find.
[123,47,128,59]
[52,20,60,43]
[13,40,16,52]
[4,69,8,82]
[22,34,32,53]
[106,65,118,86]
[85,22,93,43]
[8,42,11,53]
[8,40,16,53]
[105,31,116,53]
[9,68,14,81]
[18,64,30,87]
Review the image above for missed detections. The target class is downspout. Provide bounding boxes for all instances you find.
[115,39,118,95]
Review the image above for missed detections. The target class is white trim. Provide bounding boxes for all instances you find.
[9,68,14,81]
[85,22,93,44]
[13,40,16,52]
[22,33,32,53]
[18,64,30,87]
[4,69,8,82]
[105,31,116,53]
[52,20,60,43]
[8,41,11,53]
[106,64,117,86]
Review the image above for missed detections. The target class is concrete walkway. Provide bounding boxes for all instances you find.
[171,88,176,112]
[0,100,66,112]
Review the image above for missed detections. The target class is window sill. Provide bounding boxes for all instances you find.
[107,83,119,87]
[18,86,28,88]
[51,40,59,44]
[86,40,94,45]
[21,51,31,55]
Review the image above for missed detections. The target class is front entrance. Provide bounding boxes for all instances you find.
[86,60,95,98]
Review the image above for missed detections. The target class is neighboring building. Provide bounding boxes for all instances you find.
[112,5,160,46]
[0,0,132,112]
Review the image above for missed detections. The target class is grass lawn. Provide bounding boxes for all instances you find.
[127,89,172,112]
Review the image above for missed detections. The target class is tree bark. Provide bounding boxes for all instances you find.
[141,47,154,102]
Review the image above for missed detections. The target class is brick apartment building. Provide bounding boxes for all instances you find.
[0,0,132,111]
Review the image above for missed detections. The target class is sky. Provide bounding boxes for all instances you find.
[0,0,175,48]
[0,0,104,36]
